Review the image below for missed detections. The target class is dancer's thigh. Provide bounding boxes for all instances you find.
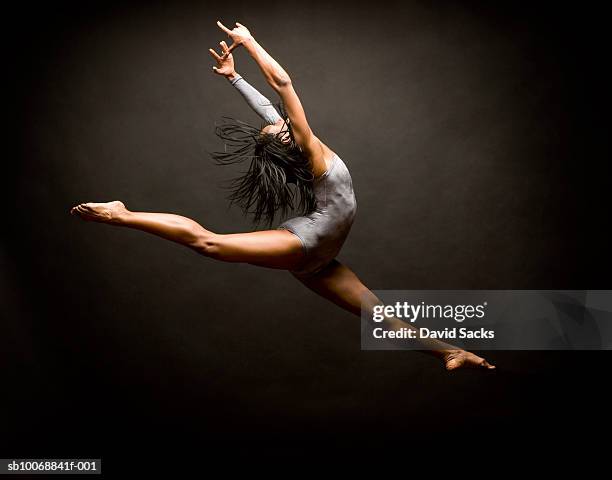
[212,229,305,270]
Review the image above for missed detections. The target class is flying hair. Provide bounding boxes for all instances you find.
[209,102,317,226]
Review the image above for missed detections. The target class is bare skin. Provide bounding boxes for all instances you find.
[70,21,495,372]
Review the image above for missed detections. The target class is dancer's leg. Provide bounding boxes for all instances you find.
[293,259,495,371]
[70,200,304,270]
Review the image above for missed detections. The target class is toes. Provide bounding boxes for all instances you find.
[445,359,460,371]
[481,359,496,370]
[446,352,495,372]
[70,203,83,213]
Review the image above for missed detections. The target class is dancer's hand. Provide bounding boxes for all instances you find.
[216,20,252,54]
[209,40,236,77]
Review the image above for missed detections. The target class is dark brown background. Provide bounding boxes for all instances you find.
[5,0,611,471]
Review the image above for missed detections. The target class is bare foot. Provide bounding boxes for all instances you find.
[70,200,128,224]
[443,350,496,371]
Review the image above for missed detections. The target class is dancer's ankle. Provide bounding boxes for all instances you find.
[112,209,132,225]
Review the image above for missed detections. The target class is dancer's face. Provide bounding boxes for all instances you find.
[261,123,291,144]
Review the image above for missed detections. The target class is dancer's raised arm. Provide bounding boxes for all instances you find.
[209,40,282,125]
[216,20,324,166]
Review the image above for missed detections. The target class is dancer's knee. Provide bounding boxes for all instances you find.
[193,232,223,259]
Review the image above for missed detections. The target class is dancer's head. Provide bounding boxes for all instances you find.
[210,104,316,226]
[260,121,291,144]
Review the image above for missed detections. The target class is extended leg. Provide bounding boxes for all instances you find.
[293,259,495,371]
[70,200,304,270]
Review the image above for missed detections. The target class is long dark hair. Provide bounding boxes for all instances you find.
[209,102,316,226]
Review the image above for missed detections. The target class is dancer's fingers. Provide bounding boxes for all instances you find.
[216,20,231,34]
[236,22,245,28]
[208,48,221,61]
[219,42,230,59]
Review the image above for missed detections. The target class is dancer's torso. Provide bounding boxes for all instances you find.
[278,152,357,277]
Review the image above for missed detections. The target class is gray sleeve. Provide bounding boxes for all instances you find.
[229,74,282,125]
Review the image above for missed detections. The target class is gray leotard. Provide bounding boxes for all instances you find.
[230,75,357,276]
[278,154,357,277]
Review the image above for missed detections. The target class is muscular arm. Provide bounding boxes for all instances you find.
[241,37,322,158]
[240,36,291,90]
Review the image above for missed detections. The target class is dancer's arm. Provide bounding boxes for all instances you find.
[228,74,282,125]
[209,42,282,125]
[208,42,282,124]
[216,21,324,166]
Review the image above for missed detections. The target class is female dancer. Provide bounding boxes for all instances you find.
[70,20,494,371]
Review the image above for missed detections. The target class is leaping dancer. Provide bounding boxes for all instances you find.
[70,20,495,371]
